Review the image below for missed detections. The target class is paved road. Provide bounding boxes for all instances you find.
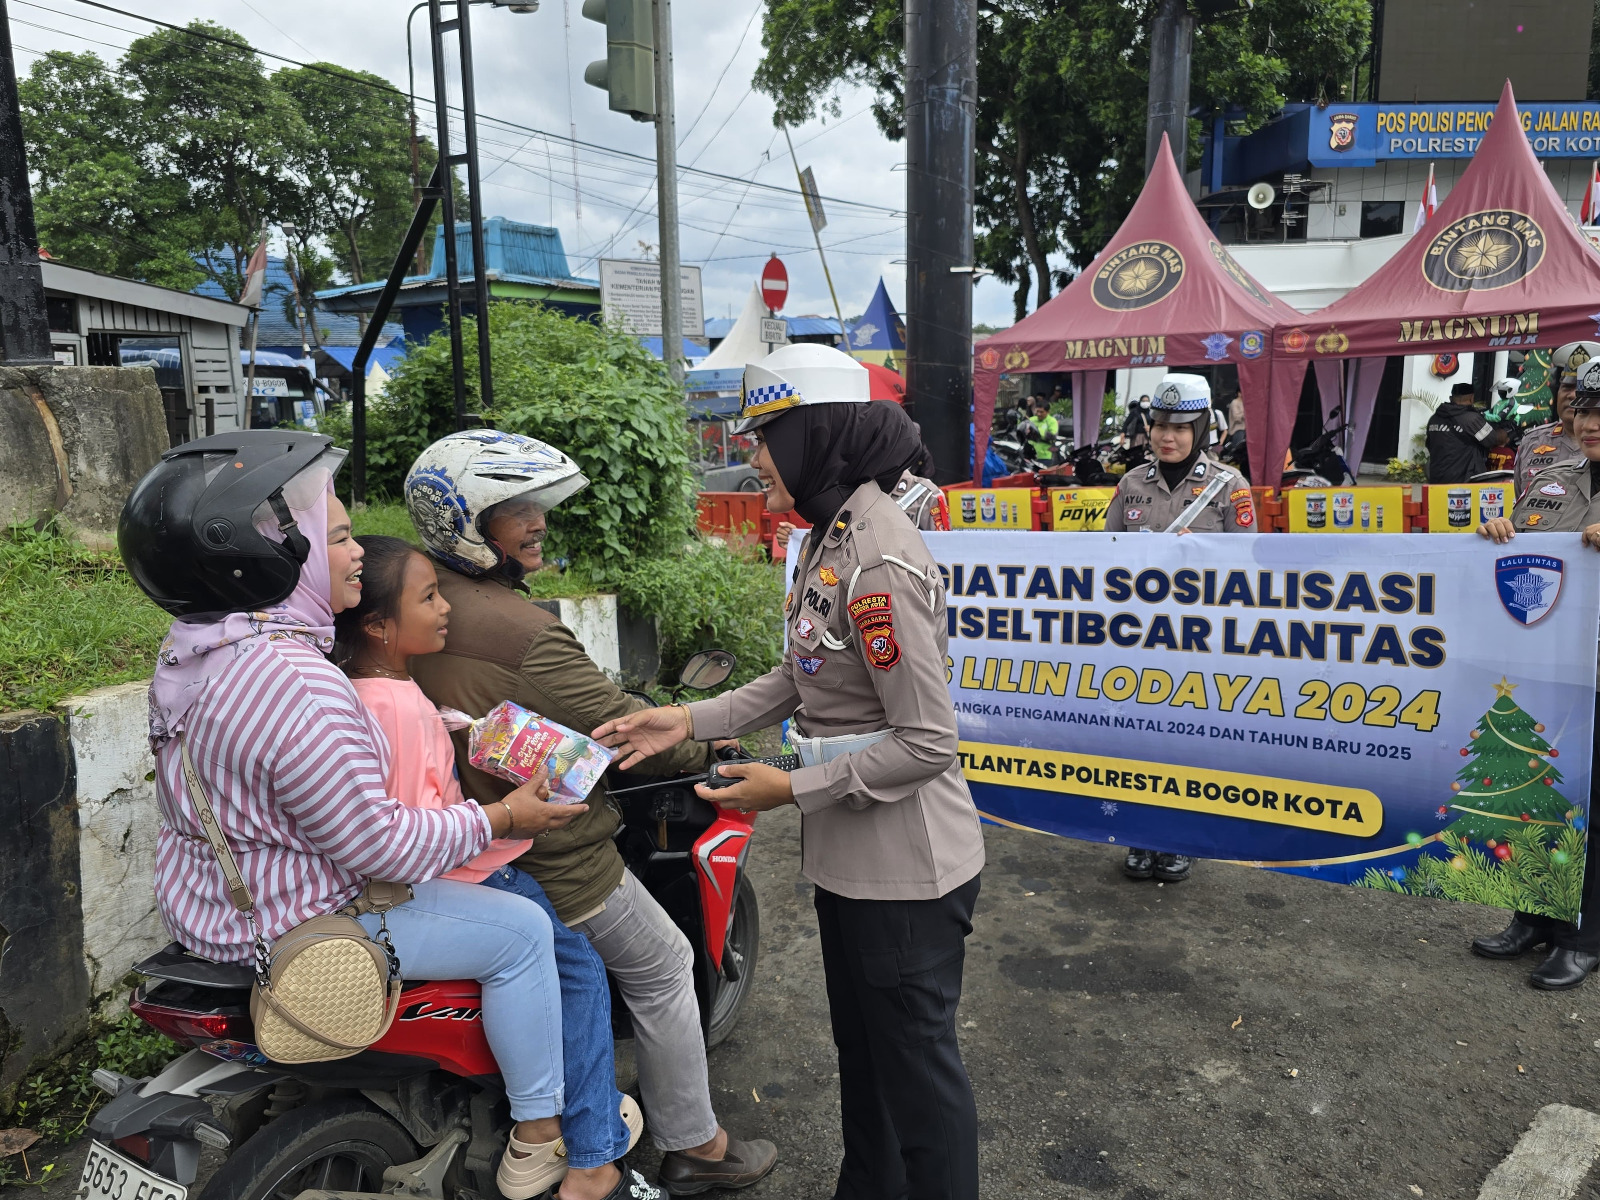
[30,808,1600,1199]
[649,804,1600,1200]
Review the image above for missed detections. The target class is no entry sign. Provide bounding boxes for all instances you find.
[761,255,789,313]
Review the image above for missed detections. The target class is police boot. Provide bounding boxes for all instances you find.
[1529,946,1600,990]
[1123,848,1155,880]
[1153,853,1192,883]
[1471,917,1551,959]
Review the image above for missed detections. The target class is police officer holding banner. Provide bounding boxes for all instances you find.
[1474,356,1600,989]
[1105,374,1256,883]
[595,344,986,1200]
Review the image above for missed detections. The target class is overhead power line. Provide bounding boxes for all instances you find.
[33,0,903,217]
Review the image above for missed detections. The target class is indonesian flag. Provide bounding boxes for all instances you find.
[1412,163,1438,233]
[238,232,269,308]
[1582,162,1600,225]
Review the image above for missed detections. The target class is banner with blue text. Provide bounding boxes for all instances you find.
[923,532,1599,919]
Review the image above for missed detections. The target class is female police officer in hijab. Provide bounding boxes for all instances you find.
[595,344,986,1200]
[1105,374,1255,884]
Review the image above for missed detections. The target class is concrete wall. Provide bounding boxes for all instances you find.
[65,683,167,1004]
[0,365,167,544]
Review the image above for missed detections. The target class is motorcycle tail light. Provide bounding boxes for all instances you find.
[129,997,250,1047]
[113,1135,151,1163]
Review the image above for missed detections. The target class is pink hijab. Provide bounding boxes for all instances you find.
[148,471,337,745]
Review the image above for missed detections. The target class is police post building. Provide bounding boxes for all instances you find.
[1185,0,1597,474]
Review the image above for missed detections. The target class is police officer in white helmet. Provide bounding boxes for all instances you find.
[1105,374,1256,884]
[1512,342,1596,491]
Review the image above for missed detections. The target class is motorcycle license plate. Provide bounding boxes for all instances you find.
[76,1141,187,1200]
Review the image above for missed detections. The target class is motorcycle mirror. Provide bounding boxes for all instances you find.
[680,649,736,691]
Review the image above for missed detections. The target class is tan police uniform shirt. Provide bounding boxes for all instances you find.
[1513,421,1581,493]
[1511,458,1600,532]
[889,470,949,531]
[1102,452,1256,533]
[685,480,985,901]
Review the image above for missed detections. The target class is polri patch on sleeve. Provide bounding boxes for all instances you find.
[848,593,892,627]
[862,624,901,671]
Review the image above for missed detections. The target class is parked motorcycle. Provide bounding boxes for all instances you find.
[1281,406,1355,489]
[82,651,766,1200]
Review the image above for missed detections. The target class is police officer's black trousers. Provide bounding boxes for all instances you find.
[1512,696,1600,951]
[814,874,981,1200]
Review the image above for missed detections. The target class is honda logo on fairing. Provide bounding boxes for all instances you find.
[696,829,749,897]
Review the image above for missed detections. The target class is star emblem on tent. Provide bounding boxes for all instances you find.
[1115,260,1160,295]
[851,321,879,347]
[1451,230,1514,277]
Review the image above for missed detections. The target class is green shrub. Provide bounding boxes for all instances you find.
[327,302,695,579]
[350,500,421,546]
[615,538,785,690]
[0,522,168,712]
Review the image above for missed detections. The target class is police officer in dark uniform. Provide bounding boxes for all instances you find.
[1427,381,1508,484]
[596,344,986,1200]
[1106,375,1256,883]
[1473,357,1600,988]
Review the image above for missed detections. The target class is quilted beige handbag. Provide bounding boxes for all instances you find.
[179,736,408,1064]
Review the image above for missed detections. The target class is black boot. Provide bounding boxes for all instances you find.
[1529,946,1600,990]
[1153,853,1191,882]
[1123,848,1155,880]
[1471,917,1552,959]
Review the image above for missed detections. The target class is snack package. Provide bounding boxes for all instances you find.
[467,701,615,803]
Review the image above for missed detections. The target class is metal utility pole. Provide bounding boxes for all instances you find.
[0,0,53,366]
[426,0,494,427]
[1144,0,1193,175]
[652,0,682,383]
[904,0,976,484]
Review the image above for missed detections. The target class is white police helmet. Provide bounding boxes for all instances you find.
[735,343,871,433]
[1572,359,1600,409]
[1149,373,1212,427]
[404,429,588,576]
[1551,341,1600,384]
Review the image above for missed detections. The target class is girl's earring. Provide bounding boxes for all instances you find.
[383,629,389,647]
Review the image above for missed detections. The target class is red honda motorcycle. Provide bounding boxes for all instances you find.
[81,654,780,1200]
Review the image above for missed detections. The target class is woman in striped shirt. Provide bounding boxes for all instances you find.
[122,431,617,1200]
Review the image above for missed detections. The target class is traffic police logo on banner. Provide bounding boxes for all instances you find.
[1495,554,1564,625]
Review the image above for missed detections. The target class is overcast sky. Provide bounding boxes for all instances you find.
[9,0,1019,329]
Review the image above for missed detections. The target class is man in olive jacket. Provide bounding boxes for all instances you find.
[404,430,776,1197]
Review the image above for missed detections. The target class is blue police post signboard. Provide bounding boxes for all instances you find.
[922,530,1598,921]
[1302,102,1600,166]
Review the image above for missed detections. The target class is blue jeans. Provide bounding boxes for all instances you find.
[356,878,563,1122]
[481,865,632,1169]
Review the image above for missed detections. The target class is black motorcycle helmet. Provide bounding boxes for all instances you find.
[119,430,344,619]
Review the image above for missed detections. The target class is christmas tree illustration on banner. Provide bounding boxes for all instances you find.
[1446,677,1569,848]
[1358,677,1586,921]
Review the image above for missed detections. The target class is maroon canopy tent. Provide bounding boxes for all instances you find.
[972,133,1308,484]
[1274,81,1600,470]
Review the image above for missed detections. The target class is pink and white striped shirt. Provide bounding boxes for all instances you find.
[153,639,491,963]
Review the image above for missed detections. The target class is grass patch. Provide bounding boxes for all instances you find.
[349,500,421,546]
[0,1014,181,1189]
[0,523,169,713]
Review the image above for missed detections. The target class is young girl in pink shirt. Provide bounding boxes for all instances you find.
[335,536,645,1200]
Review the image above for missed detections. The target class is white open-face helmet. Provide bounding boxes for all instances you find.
[735,343,871,433]
[405,429,588,576]
[1551,341,1600,384]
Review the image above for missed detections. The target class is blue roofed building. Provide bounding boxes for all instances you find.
[193,254,403,359]
[315,217,601,346]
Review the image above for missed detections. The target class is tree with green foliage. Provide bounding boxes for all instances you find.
[19,22,427,304]
[756,0,1372,320]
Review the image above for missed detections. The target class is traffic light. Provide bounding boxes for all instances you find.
[581,0,656,122]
